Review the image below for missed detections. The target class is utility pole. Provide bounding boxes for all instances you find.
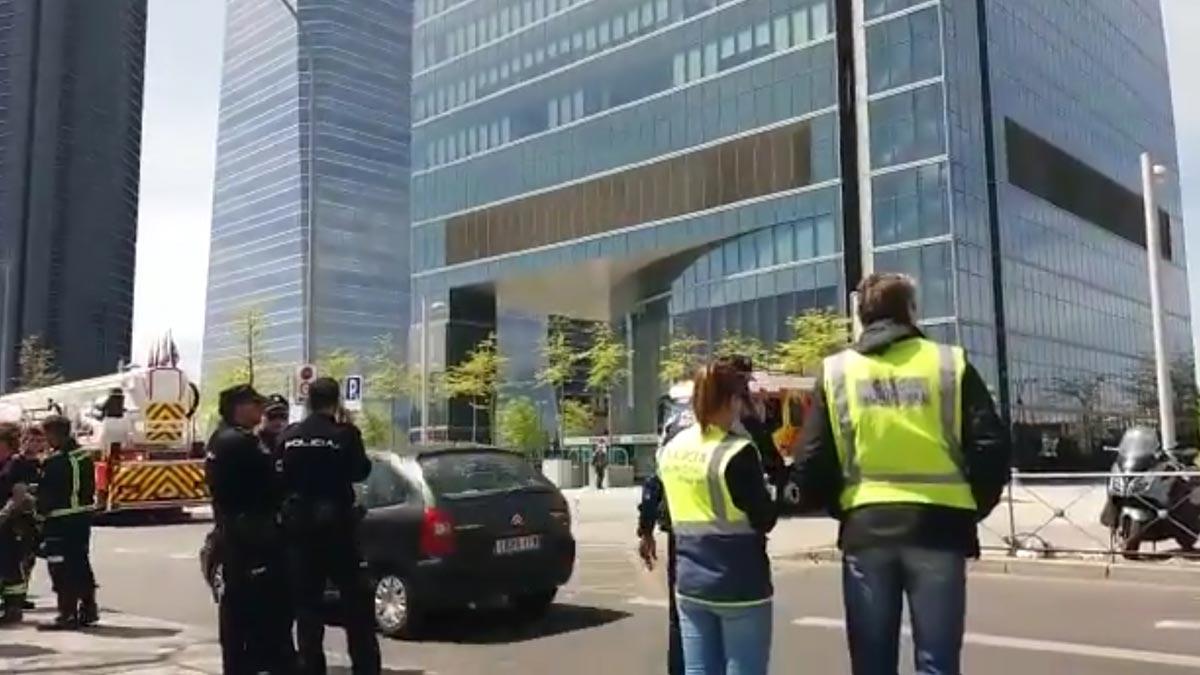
[1140,151,1175,449]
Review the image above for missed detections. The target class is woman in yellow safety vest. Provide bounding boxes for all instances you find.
[657,360,778,675]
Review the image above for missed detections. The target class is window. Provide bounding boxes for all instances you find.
[419,451,547,497]
[873,162,949,245]
[867,7,941,93]
[869,84,945,168]
[874,242,953,318]
[362,461,410,508]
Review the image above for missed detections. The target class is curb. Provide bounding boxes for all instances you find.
[775,548,1200,585]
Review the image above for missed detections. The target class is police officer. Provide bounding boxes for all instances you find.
[657,360,777,675]
[278,377,379,675]
[0,422,36,623]
[792,273,1010,675]
[36,415,98,630]
[205,385,295,674]
[259,395,290,462]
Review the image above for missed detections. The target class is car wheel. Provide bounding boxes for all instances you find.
[512,588,557,619]
[374,574,421,639]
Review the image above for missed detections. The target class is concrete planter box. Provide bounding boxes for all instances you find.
[542,458,584,488]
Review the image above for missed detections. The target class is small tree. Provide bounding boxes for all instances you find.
[496,396,545,456]
[713,333,769,367]
[16,335,63,391]
[442,332,506,442]
[560,398,594,437]
[773,309,851,375]
[358,407,392,450]
[536,317,582,444]
[659,330,705,385]
[583,323,629,445]
[233,308,267,386]
[317,348,357,383]
[366,335,415,451]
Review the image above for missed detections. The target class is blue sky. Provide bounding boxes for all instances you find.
[130,0,1200,375]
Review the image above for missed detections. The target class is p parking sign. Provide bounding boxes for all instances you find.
[344,375,364,411]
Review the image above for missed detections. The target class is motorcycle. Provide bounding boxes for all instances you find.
[1100,426,1200,559]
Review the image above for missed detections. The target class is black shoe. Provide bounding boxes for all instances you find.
[21,600,35,610]
[0,604,23,626]
[37,615,79,631]
[78,598,99,627]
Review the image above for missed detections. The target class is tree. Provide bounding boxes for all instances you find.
[536,317,583,444]
[233,308,267,386]
[712,333,769,367]
[366,335,415,451]
[317,348,357,383]
[773,309,851,375]
[197,308,281,433]
[583,323,628,444]
[496,396,545,456]
[1127,353,1200,445]
[442,332,506,442]
[560,398,594,437]
[358,406,392,451]
[15,335,62,391]
[659,330,705,385]
[1047,374,1108,461]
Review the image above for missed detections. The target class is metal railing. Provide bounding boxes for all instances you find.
[984,469,1200,561]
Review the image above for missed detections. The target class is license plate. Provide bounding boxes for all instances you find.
[494,534,541,555]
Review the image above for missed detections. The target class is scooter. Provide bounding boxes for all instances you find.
[1100,426,1200,559]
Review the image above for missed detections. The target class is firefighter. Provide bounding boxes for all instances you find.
[0,422,37,623]
[36,415,98,630]
[279,377,379,675]
[205,384,295,674]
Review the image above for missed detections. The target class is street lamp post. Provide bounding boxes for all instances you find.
[1140,151,1176,450]
[275,0,317,365]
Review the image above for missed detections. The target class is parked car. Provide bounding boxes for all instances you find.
[355,445,576,638]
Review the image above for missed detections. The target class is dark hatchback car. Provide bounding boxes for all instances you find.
[354,446,576,638]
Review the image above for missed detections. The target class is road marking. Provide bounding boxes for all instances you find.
[794,617,1200,668]
[628,596,670,608]
[169,552,194,560]
[1156,620,1200,631]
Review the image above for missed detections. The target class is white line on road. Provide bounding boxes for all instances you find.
[794,617,1200,668]
[627,596,670,608]
[1156,620,1200,631]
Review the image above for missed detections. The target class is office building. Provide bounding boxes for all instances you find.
[202,0,414,385]
[0,0,147,391]
[411,0,1190,465]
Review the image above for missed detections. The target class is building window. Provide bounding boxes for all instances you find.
[872,162,949,245]
[867,6,941,94]
[874,242,953,318]
[869,84,945,168]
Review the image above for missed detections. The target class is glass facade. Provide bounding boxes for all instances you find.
[412,0,1192,465]
[203,0,413,385]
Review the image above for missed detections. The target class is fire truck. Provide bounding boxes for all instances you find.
[0,345,208,516]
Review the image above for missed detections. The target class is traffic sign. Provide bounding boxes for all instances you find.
[344,375,364,411]
[295,363,317,403]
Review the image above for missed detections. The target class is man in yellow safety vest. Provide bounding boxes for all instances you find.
[793,272,1010,675]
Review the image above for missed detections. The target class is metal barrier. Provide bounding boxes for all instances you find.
[987,469,1200,561]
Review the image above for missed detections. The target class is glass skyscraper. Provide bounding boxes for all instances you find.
[410,0,1190,467]
[0,0,147,390]
[202,0,413,384]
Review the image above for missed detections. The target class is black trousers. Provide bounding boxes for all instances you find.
[218,542,295,675]
[289,526,380,675]
[42,514,94,611]
[0,526,27,608]
[666,533,682,675]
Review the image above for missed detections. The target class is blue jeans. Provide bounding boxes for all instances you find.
[677,597,772,675]
[842,548,966,675]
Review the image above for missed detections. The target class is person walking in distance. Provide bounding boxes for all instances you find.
[35,416,98,630]
[279,377,380,675]
[205,385,295,674]
[793,273,1011,675]
[592,441,609,490]
[658,361,777,675]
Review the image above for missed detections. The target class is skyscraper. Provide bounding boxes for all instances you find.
[0,0,147,391]
[410,0,1190,466]
[202,0,413,385]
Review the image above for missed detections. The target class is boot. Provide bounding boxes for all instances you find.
[38,593,78,631]
[0,598,23,626]
[78,588,99,627]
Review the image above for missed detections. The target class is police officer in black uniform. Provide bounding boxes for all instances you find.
[259,395,291,460]
[278,377,379,675]
[36,415,98,630]
[205,385,295,674]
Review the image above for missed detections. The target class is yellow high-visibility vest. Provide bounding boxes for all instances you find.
[657,425,754,536]
[823,338,976,512]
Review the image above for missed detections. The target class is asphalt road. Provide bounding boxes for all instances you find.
[28,518,1200,674]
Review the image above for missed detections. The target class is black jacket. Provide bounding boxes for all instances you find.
[8,455,40,488]
[205,422,281,524]
[37,440,95,519]
[278,413,371,513]
[791,320,1011,556]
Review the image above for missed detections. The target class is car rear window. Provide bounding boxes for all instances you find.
[419,451,546,497]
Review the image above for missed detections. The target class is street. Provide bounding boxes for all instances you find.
[12,498,1200,675]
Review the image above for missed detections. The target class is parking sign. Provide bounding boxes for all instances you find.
[344,375,364,411]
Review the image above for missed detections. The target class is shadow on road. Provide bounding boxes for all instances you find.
[95,509,198,527]
[415,603,631,645]
[0,644,57,658]
[78,624,181,639]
